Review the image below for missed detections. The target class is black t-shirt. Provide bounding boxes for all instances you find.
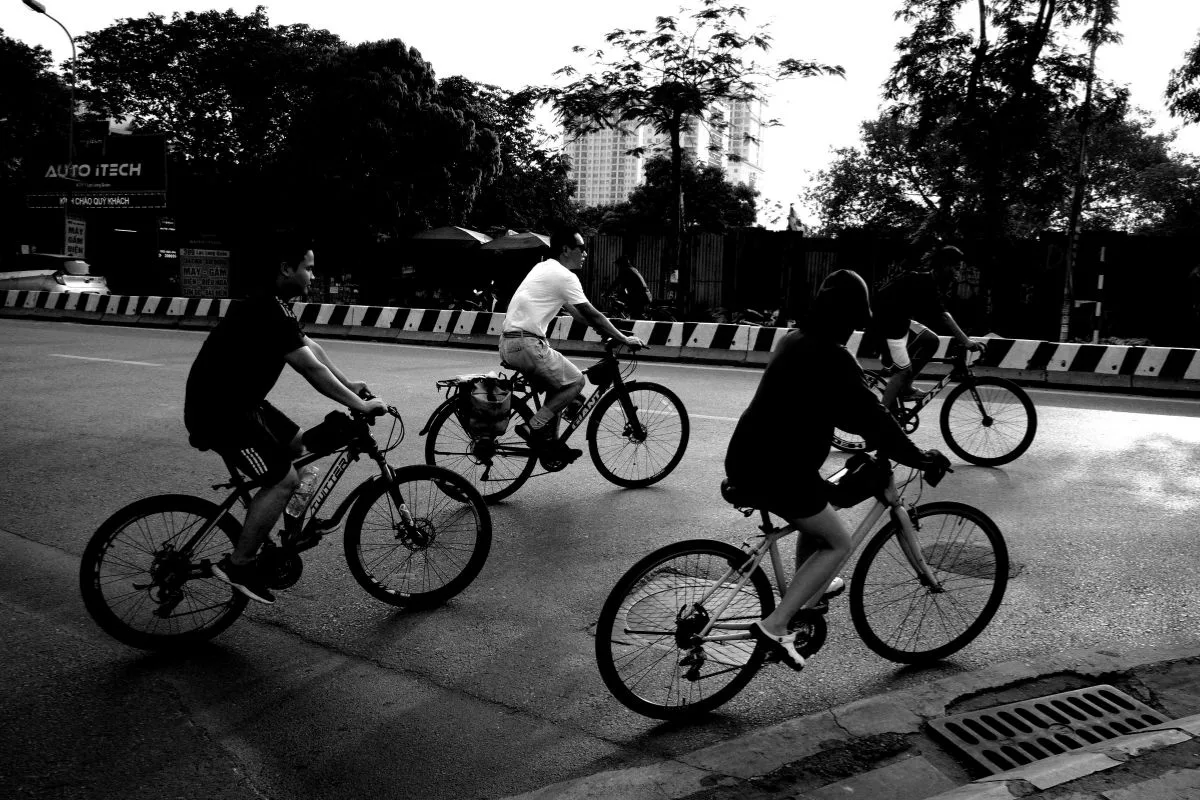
[184,295,306,434]
[618,267,652,304]
[725,330,925,485]
[871,271,947,340]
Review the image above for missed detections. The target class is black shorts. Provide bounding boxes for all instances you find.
[727,469,830,520]
[188,401,299,485]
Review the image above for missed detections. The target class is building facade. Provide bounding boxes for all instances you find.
[564,99,765,206]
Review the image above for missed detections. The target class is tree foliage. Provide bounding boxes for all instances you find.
[589,154,757,233]
[78,7,341,175]
[1167,30,1200,123]
[438,77,578,231]
[0,31,71,195]
[533,0,841,293]
[871,0,1123,244]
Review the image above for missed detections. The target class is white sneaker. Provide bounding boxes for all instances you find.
[824,576,846,598]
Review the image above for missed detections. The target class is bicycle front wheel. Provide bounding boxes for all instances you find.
[587,381,689,488]
[850,501,1008,664]
[939,377,1037,466]
[595,540,774,719]
[424,397,537,503]
[344,465,492,608]
[79,494,248,650]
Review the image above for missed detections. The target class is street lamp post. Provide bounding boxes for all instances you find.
[22,0,78,253]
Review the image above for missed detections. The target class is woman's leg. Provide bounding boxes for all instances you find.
[759,504,852,637]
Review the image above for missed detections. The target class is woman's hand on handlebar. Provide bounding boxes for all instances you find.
[920,449,952,486]
[623,334,645,350]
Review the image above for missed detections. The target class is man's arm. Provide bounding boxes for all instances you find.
[561,304,588,324]
[302,335,368,395]
[572,302,643,347]
[285,346,377,412]
[938,311,983,350]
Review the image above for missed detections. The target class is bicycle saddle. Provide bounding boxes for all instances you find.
[720,478,758,510]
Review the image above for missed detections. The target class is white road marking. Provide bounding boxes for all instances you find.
[51,354,163,367]
[692,413,738,422]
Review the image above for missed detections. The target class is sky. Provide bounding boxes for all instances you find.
[6,0,1200,223]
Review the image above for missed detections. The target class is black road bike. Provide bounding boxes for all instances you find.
[81,405,491,650]
[421,340,689,503]
[833,345,1037,467]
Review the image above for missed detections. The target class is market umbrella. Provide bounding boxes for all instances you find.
[480,231,550,251]
[410,225,492,245]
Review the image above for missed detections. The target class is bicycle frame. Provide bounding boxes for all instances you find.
[175,424,397,566]
[871,347,980,420]
[686,469,941,646]
[511,346,647,445]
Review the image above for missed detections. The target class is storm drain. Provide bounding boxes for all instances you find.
[927,684,1170,775]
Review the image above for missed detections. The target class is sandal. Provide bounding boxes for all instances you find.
[750,621,806,671]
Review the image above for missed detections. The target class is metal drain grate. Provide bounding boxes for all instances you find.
[927,684,1170,775]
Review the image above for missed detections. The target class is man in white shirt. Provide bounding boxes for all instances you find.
[500,227,644,459]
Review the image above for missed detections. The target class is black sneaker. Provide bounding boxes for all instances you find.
[515,422,552,447]
[212,555,276,604]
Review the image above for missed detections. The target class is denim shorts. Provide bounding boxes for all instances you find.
[499,334,583,392]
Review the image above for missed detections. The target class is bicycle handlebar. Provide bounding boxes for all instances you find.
[921,449,953,487]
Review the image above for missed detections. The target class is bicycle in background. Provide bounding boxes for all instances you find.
[421,339,689,503]
[81,403,492,650]
[833,342,1037,466]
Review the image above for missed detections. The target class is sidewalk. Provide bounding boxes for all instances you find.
[503,644,1200,800]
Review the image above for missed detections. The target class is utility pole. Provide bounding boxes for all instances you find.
[22,0,77,253]
[1059,7,1101,342]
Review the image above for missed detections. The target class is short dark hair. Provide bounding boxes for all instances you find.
[550,227,583,257]
[929,245,964,272]
[265,232,312,276]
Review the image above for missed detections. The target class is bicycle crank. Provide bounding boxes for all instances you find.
[258,542,304,589]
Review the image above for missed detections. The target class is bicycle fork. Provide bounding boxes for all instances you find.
[889,500,944,592]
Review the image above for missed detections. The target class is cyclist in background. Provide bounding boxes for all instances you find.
[725,269,946,670]
[500,227,644,463]
[184,240,385,604]
[608,254,654,319]
[871,245,984,408]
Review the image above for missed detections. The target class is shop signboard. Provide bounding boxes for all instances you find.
[65,216,86,258]
[179,247,231,298]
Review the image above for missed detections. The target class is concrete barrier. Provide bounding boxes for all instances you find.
[5,290,1200,393]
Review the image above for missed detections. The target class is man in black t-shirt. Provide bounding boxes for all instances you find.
[870,246,984,408]
[185,244,385,604]
[609,254,653,319]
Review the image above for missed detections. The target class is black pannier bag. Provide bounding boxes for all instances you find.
[824,453,888,509]
[458,374,512,437]
[302,410,359,456]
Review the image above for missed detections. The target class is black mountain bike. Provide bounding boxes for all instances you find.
[80,405,491,650]
[833,344,1037,467]
[421,340,689,502]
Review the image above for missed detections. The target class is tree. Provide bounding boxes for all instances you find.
[0,30,71,250]
[598,154,757,233]
[1167,30,1200,122]
[533,0,841,305]
[77,7,342,176]
[882,0,1122,244]
[438,77,578,231]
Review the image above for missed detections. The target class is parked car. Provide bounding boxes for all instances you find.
[0,253,110,295]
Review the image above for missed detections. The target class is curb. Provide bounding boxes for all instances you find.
[499,644,1200,800]
[6,290,1200,394]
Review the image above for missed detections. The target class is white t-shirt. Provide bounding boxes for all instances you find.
[503,258,589,337]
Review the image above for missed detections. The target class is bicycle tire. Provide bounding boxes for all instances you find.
[832,372,887,453]
[587,381,689,488]
[79,494,249,650]
[938,377,1037,466]
[424,397,537,503]
[849,501,1008,664]
[596,539,775,719]
[344,465,492,608]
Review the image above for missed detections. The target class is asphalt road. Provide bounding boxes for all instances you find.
[3,318,1200,799]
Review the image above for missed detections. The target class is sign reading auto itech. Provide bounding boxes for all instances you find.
[25,133,168,210]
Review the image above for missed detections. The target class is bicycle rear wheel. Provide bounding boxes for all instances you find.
[587,381,689,488]
[849,501,1008,664]
[79,494,248,650]
[344,465,492,608]
[424,397,537,503]
[938,377,1036,466]
[595,540,774,719]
